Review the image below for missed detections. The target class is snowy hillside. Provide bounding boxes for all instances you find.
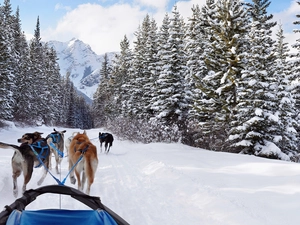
[48,38,116,100]
[1,125,300,225]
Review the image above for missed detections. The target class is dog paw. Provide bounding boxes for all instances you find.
[22,185,26,194]
[70,176,76,184]
[13,189,18,198]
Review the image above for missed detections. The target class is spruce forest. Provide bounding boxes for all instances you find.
[0,0,93,129]
[2,0,300,161]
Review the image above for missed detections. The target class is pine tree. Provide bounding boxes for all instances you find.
[186,1,219,148]
[0,0,16,120]
[28,16,48,123]
[183,4,211,146]
[194,0,250,150]
[128,15,152,119]
[229,0,281,158]
[142,18,159,119]
[185,4,202,120]
[43,45,64,125]
[74,96,93,129]
[150,13,170,116]
[11,6,32,122]
[93,53,112,126]
[109,35,133,119]
[273,24,298,156]
[151,5,187,132]
[290,1,300,135]
[65,73,77,127]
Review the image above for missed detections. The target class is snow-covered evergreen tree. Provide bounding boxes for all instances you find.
[28,16,48,123]
[64,72,77,127]
[128,15,153,118]
[43,45,64,125]
[142,18,159,119]
[272,24,298,156]
[150,13,170,115]
[185,4,202,120]
[194,0,250,150]
[229,0,283,158]
[290,1,300,134]
[11,7,32,122]
[109,35,133,118]
[151,5,187,131]
[184,4,211,146]
[191,0,216,133]
[0,0,16,120]
[93,53,112,126]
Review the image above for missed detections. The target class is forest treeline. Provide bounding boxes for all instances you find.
[93,0,300,161]
[2,0,300,161]
[0,0,93,129]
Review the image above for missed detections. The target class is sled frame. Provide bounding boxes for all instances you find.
[0,185,129,225]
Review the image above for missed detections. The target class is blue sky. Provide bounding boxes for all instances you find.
[7,0,300,55]
[267,0,293,13]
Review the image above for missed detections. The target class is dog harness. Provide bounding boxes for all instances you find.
[28,140,64,186]
[48,133,61,143]
[58,143,90,186]
[74,143,90,154]
[29,139,50,168]
[47,133,64,158]
[99,133,108,140]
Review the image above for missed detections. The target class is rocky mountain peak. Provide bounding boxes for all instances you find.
[48,38,116,101]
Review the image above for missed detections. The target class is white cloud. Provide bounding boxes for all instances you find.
[135,0,168,10]
[176,0,206,19]
[24,31,33,41]
[43,3,148,54]
[54,3,72,12]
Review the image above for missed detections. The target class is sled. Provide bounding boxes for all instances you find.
[0,185,129,225]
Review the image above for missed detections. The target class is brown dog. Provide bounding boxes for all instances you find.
[68,130,98,195]
[0,132,50,197]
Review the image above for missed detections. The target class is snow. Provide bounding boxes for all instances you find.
[1,125,300,225]
[255,141,289,160]
[48,39,105,99]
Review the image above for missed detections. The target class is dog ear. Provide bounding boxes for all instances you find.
[33,131,43,139]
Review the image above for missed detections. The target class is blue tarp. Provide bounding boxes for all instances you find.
[6,209,118,225]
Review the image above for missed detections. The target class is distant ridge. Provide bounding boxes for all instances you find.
[48,38,116,101]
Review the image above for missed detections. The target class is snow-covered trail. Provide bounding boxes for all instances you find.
[1,126,300,225]
[98,141,208,225]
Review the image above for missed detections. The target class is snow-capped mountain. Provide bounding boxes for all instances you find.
[48,38,116,101]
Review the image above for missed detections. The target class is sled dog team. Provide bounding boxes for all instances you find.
[0,129,114,197]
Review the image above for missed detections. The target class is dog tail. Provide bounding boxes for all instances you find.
[0,142,21,152]
[85,154,98,184]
